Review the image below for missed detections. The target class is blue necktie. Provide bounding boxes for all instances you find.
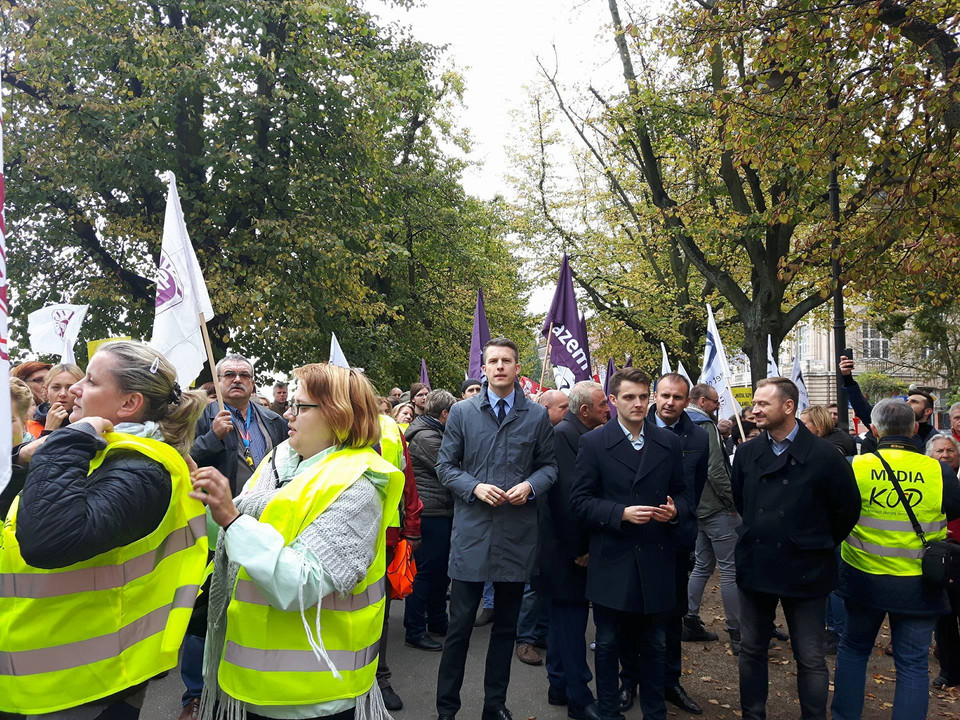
[496,399,506,425]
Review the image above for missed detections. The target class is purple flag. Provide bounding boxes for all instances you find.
[604,357,617,418]
[542,254,591,383]
[578,311,592,375]
[625,354,633,367]
[420,358,431,390]
[468,287,491,380]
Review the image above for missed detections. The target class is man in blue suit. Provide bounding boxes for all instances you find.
[571,368,693,720]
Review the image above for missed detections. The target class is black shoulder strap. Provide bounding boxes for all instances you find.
[872,450,929,548]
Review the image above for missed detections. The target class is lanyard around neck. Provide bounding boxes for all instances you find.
[235,404,254,449]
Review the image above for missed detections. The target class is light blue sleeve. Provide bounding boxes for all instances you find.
[223,515,337,612]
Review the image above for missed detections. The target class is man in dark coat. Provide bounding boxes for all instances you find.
[435,337,557,720]
[732,377,860,720]
[190,354,288,496]
[403,388,457,651]
[619,373,708,715]
[571,368,691,720]
[538,380,609,720]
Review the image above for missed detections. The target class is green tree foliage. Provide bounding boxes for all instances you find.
[512,0,960,382]
[855,371,905,403]
[1,0,527,392]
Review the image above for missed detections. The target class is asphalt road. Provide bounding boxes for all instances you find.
[142,578,960,720]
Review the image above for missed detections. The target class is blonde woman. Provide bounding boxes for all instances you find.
[36,362,84,435]
[0,341,209,718]
[192,363,404,720]
[800,405,855,456]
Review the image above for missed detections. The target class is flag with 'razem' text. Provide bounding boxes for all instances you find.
[542,254,591,383]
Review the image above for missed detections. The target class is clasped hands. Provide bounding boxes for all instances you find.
[473,481,531,506]
[621,495,677,525]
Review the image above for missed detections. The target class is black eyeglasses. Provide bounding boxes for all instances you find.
[220,371,253,381]
[289,402,320,417]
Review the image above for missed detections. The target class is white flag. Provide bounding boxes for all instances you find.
[28,303,88,365]
[790,345,810,413]
[698,304,740,421]
[676,360,692,386]
[660,342,671,378]
[766,335,780,378]
[150,172,214,387]
[329,332,349,369]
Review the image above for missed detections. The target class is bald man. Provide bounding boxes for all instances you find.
[539,390,570,427]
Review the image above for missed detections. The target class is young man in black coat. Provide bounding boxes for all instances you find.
[571,368,692,720]
[537,380,609,720]
[619,373,708,715]
[732,377,860,720]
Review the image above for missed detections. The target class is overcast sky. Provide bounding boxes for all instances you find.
[371,0,627,201]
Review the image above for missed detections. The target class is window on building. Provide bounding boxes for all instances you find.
[796,324,809,362]
[861,324,889,360]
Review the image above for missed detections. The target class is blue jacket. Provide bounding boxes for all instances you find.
[436,380,557,582]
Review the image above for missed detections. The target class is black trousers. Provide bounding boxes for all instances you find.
[436,579,525,717]
[738,589,828,720]
[620,550,691,690]
[594,603,666,720]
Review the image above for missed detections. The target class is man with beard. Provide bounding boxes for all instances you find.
[839,356,938,453]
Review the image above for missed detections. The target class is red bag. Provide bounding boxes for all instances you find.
[386,538,417,599]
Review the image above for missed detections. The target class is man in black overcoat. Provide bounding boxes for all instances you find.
[570,368,692,720]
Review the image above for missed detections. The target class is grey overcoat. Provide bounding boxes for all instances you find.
[436,381,557,582]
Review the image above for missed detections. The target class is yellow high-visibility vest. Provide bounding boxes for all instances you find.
[378,414,405,528]
[217,445,403,706]
[0,433,208,714]
[843,448,947,576]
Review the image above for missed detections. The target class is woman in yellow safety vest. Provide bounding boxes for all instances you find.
[0,341,209,718]
[191,363,404,720]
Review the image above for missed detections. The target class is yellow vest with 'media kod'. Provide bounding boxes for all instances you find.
[842,449,948,576]
[218,445,404,706]
[0,433,208,714]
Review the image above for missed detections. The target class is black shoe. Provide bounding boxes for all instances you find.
[665,684,703,715]
[933,675,960,689]
[406,635,443,651]
[381,685,403,711]
[548,685,568,706]
[482,708,513,720]
[618,685,636,712]
[567,701,602,720]
[771,626,789,642]
[682,615,719,642]
[474,607,494,627]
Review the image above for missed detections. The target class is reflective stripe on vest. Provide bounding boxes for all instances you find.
[0,433,208,714]
[0,515,206,599]
[224,638,381,673]
[842,449,947,577]
[0,583,199,676]
[218,444,404,707]
[234,577,386,611]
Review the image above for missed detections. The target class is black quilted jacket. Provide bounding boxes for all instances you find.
[16,423,170,569]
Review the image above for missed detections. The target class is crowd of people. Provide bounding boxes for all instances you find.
[1,337,959,720]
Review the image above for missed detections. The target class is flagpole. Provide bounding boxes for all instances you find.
[539,322,553,389]
[198,313,225,411]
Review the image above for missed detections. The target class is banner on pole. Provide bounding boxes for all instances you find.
[699,304,741,421]
[542,254,591,383]
[468,288,490,381]
[149,172,215,387]
[87,336,132,360]
[28,303,88,364]
[329,332,349,368]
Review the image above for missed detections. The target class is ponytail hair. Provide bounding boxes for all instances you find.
[95,341,206,456]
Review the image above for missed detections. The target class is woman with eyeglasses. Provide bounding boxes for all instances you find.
[191,363,404,720]
[13,360,52,437]
[929,434,960,690]
[0,341,209,718]
[410,382,429,417]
